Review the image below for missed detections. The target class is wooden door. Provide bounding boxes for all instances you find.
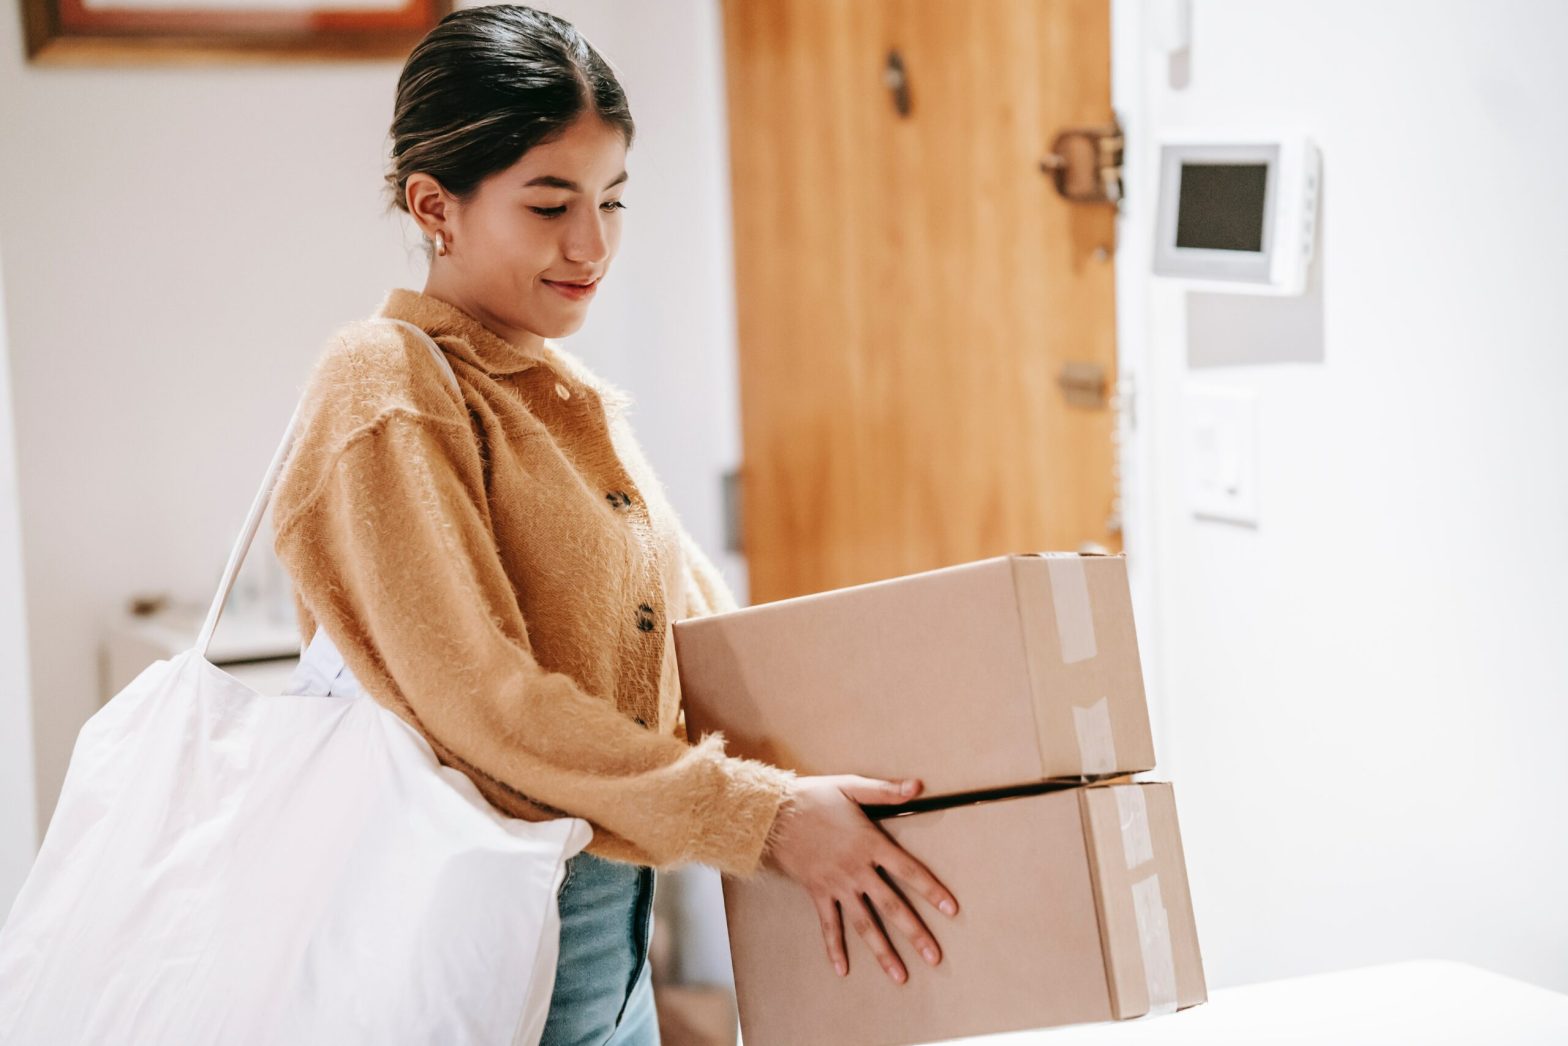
[722,0,1118,603]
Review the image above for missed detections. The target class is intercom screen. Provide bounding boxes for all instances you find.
[1175,163,1267,252]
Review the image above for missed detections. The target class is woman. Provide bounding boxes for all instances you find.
[270,6,959,1043]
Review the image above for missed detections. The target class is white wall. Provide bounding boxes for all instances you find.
[0,0,745,960]
[1,14,413,838]
[1114,0,1568,993]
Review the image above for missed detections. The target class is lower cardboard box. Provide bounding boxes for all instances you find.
[723,781,1206,1046]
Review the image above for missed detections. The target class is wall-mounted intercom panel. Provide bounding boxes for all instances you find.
[1153,132,1320,296]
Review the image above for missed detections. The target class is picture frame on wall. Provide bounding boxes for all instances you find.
[20,0,454,64]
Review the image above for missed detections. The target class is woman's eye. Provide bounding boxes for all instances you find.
[528,200,627,219]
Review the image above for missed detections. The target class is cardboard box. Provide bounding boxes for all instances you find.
[675,553,1154,797]
[722,782,1206,1046]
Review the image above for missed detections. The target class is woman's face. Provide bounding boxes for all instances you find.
[421,114,629,350]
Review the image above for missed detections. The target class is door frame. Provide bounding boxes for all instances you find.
[1108,0,1168,770]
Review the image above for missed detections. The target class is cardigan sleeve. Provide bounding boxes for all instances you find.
[272,404,794,877]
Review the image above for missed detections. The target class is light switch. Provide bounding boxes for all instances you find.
[1184,384,1259,526]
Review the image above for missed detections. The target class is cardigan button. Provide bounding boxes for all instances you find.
[554,381,571,400]
[636,602,656,632]
[606,490,632,509]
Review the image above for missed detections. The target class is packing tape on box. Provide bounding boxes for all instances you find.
[1113,785,1178,1017]
[1072,697,1118,775]
[1044,554,1098,664]
[1114,785,1155,870]
[1130,874,1180,1016]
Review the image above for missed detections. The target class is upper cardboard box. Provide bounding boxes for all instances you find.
[675,552,1155,798]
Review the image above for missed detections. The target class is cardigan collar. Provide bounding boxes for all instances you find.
[373,286,631,413]
[374,287,556,377]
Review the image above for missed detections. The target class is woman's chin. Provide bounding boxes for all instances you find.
[538,313,589,339]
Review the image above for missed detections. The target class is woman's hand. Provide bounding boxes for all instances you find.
[762,775,960,985]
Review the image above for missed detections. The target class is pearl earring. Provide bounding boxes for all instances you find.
[434,232,448,257]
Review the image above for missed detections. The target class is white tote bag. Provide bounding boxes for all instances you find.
[0,318,593,1046]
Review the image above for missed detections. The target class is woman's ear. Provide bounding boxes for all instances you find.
[405,172,451,240]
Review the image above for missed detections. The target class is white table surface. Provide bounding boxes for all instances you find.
[934,960,1568,1045]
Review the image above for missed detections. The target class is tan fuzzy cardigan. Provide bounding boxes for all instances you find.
[271,288,795,875]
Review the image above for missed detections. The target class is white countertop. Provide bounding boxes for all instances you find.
[937,960,1568,1046]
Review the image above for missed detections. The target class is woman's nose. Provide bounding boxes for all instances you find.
[563,212,610,264]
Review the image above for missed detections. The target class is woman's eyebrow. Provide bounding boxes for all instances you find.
[523,171,629,191]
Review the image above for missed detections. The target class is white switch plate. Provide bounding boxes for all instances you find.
[1184,384,1259,526]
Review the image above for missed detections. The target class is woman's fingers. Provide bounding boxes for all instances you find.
[813,893,848,977]
[862,872,942,967]
[876,838,959,917]
[844,892,908,984]
[774,775,953,986]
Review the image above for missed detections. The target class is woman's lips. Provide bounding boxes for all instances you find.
[543,277,599,301]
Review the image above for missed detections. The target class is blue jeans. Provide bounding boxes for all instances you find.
[539,851,660,1046]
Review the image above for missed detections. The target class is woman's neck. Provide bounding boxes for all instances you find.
[420,277,548,357]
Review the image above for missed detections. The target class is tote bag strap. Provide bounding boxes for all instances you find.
[195,318,461,660]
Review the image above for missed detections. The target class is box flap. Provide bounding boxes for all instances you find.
[1080,782,1208,1018]
[1010,554,1156,777]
